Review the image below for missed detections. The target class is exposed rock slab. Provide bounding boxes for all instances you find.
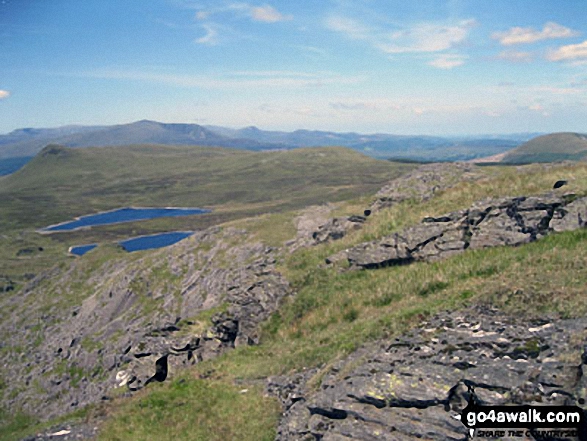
[290,163,485,250]
[271,306,587,440]
[340,194,586,270]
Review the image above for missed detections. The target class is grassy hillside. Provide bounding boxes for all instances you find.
[502,132,587,163]
[4,160,587,440]
[0,144,413,290]
[0,144,412,230]
[96,162,587,441]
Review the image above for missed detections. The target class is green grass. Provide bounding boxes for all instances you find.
[98,377,280,441]
[87,162,587,441]
[4,158,587,440]
[0,406,96,441]
[0,144,413,231]
[0,144,413,288]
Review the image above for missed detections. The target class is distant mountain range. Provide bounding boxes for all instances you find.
[0,120,542,175]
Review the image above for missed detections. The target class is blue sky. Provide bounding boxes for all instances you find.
[1,0,586,135]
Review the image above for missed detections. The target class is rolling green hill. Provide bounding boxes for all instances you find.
[502,132,587,163]
[0,144,412,231]
[0,144,414,290]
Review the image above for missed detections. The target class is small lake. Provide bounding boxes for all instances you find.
[69,244,97,256]
[119,231,193,252]
[69,231,194,256]
[43,207,211,232]
[0,156,33,176]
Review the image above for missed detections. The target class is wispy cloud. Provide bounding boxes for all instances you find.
[196,2,291,23]
[249,5,291,23]
[292,45,328,59]
[0,90,9,99]
[325,16,474,69]
[379,20,476,54]
[329,98,401,112]
[195,23,219,45]
[496,50,533,63]
[324,16,369,40]
[492,22,579,46]
[428,54,467,69]
[74,69,363,89]
[527,104,549,116]
[546,40,587,61]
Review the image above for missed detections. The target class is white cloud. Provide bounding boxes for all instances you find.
[379,19,476,54]
[496,50,533,63]
[325,16,475,57]
[196,3,291,24]
[492,22,579,46]
[547,40,587,61]
[428,54,467,69]
[195,24,219,45]
[0,90,9,99]
[250,5,291,23]
[324,16,370,40]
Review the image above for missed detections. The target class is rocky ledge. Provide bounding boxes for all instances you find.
[270,306,587,440]
[330,193,586,270]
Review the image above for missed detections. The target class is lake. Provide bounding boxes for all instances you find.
[69,244,97,256]
[0,156,33,176]
[69,231,194,256]
[119,231,193,252]
[43,207,211,232]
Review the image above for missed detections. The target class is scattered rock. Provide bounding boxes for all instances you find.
[21,423,100,441]
[0,228,293,419]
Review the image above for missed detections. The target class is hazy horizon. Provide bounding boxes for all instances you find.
[1,1,586,135]
[0,118,546,139]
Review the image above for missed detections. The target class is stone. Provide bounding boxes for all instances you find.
[550,197,587,232]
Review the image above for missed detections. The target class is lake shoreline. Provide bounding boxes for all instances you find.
[38,206,212,233]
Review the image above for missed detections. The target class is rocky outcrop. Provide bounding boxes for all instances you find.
[119,255,292,392]
[271,306,587,440]
[336,193,586,270]
[0,227,293,420]
[287,163,485,250]
[310,215,367,244]
[371,162,485,212]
